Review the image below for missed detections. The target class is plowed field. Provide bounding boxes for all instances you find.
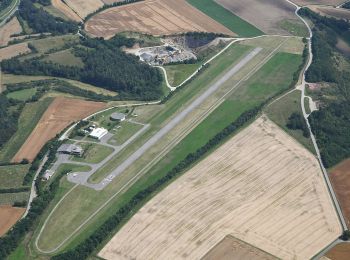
[85,0,234,38]
[0,205,25,237]
[12,97,106,162]
[99,117,342,260]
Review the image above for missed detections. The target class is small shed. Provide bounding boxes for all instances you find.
[110,112,126,122]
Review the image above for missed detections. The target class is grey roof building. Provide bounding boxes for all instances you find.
[110,112,126,121]
[57,144,84,156]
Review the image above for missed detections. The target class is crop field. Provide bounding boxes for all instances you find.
[64,0,104,19]
[187,0,262,37]
[12,97,106,163]
[0,43,30,61]
[85,0,235,38]
[0,98,53,163]
[99,117,342,260]
[216,0,306,36]
[0,206,25,237]
[202,235,278,260]
[291,0,345,6]
[0,17,22,47]
[51,0,82,22]
[329,159,350,227]
[308,5,350,19]
[0,164,30,189]
[326,243,350,260]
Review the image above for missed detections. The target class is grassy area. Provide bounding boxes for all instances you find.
[108,121,143,146]
[6,88,37,101]
[304,97,311,114]
[0,98,53,162]
[8,243,26,260]
[164,64,198,87]
[42,49,84,67]
[278,19,309,37]
[0,164,30,189]
[0,191,29,205]
[187,0,263,37]
[265,90,315,153]
[71,143,114,164]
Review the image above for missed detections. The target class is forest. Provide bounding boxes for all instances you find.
[0,0,12,11]
[1,35,164,100]
[300,8,350,167]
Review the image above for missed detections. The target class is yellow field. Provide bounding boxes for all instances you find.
[99,117,342,260]
[64,0,104,19]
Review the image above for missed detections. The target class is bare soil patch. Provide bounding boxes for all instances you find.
[326,243,350,260]
[85,0,234,38]
[202,235,278,260]
[215,0,303,35]
[308,5,350,19]
[0,17,22,47]
[0,42,30,61]
[12,97,106,162]
[99,117,342,260]
[0,205,25,237]
[64,0,104,19]
[291,0,345,6]
[51,0,82,22]
[329,158,350,227]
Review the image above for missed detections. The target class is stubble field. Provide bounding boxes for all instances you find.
[0,17,22,47]
[99,117,342,260]
[51,0,82,22]
[0,43,30,61]
[64,0,104,19]
[12,97,106,162]
[0,206,25,237]
[85,0,235,38]
[215,0,305,35]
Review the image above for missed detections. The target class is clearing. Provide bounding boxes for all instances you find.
[216,0,307,36]
[0,42,30,61]
[84,0,235,38]
[64,0,104,19]
[99,117,342,260]
[0,205,25,237]
[0,17,22,47]
[12,97,106,163]
[329,158,350,227]
[202,235,278,260]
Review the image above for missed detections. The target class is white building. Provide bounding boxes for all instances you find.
[43,170,54,180]
[89,127,108,140]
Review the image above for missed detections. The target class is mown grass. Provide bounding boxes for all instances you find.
[187,0,263,37]
[0,98,53,162]
[0,164,30,189]
[164,64,198,87]
[278,19,309,37]
[42,49,84,67]
[108,121,143,146]
[6,88,37,101]
[265,90,315,153]
[71,143,114,164]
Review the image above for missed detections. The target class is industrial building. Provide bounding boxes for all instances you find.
[57,144,84,156]
[89,127,108,140]
[110,112,126,122]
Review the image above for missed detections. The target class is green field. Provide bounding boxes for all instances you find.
[0,98,53,162]
[42,49,84,67]
[187,0,263,37]
[72,143,114,164]
[278,19,309,37]
[0,164,30,189]
[7,88,37,101]
[0,191,29,205]
[265,90,315,152]
[108,121,143,146]
[164,64,198,87]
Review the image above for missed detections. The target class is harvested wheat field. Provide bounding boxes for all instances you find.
[202,235,278,260]
[326,243,350,260]
[308,5,350,19]
[51,0,82,22]
[0,17,22,47]
[0,205,25,237]
[216,0,304,35]
[291,0,345,6]
[12,97,106,162]
[0,43,30,61]
[329,159,350,227]
[85,0,235,38]
[99,117,342,260]
[64,0,104,19]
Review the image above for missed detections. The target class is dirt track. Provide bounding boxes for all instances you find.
[99,117,342,260]
[12,97,106,162]
[216,0,303,35]
[0,17,22,47]
[0,205,25,236]
[85,0,234,38]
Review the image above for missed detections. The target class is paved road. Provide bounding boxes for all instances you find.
[66,48,261,191]
[0,0,20,27]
